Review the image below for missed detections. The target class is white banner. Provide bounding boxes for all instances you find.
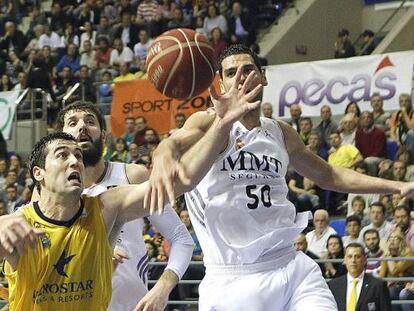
[0,90,20,139]
[262,51,414,117]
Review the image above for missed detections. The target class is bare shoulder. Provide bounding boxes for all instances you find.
[275,119,305,154]
[125,162,149,184]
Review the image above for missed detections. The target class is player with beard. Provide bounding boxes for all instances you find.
[53,101,194,311]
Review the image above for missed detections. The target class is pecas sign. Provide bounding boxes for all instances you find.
[262,51,414,117]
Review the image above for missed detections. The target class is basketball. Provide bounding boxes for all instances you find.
[146,28,215,100]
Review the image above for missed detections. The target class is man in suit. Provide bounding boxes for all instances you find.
[328,242,391,311]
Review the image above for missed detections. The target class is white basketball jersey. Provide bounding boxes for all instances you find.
[185,118,309,266]
[82,162,148,310]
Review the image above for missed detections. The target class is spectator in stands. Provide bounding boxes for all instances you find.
[0,0,13,34]
[211,27,228,66]
[167,7,191,29]
[0,158,7,187]
[80,40,96,69]
[26,56,54,101]
[97,70,113,115]
[390,94,414,157]
[360,202,393,244]
[328,131,362,169]
[60,23,79,49]
[343,215,363,247]
[4,183,23,214]
[110,137,129,163]
[74,2,99,30]
[113,62,135,83]
[47,2,71,35]
[316,105,338,149]
[96,15,113,44]
[177,0,193,24]
[345,101,361,118]
[294,232,325,274]
[114,10,140,49]
[122,117,137,146]
[356,111,387,176]
[288,172,320,213]
[77,65,95,102]
[8,154,26,186]
[227,1,255,45]
[158,0,177,22]
[195,16,208,37]
[169,113,186,135]
[133,29,153,61]
[40,45,55,76]
[38,24,62,52]
[55,43,81,76]
[23,24,44,57]
[79,21,96,53]
[54,65,77,101]
[334,28,356,58]
[340,113,358,145]
[360,29,379,55]
[0,199,6,216]
[193,0,208,19]
[0,74,13,91]
[380,228,414,309]
[136,0,162,37]
[110,38,134,72]
[94,36,112,76]
[145,240,163,280]
[5,50,23,85]
[138,128,159,159]
[307,131,329,160]
[127,143,147,166]
[0,21,27,58]
[306,209,336,258]
[396,146,414,181]
[180,210,203,261]
[134,116,149,146]
[371,93,390,132]
[349,195,370,227]
[364,229,384,277]
[324,234,347,279]
[288,103,301,132]
[328,243,392,311]
[299,117,313,145]
[134,57,148,79]
[262,102,274,119]
[392,206,414,252]
[392,160,408,182]
[399,282,414,311]
[203,4,228,39]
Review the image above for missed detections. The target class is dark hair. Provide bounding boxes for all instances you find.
[369,201,386,214]
[363,228,379,240]
[300,117,313,125]
[346,214,361,226]
[217,44,262,78]
[5,183,17,191]
[326,234,345,258]
[144,240,159,258]
[351,195,365,206]
[207,4,219,17]
[393,205,410,216]
[345,102,361,117]
[29,132,77,192]
[345,242,366,256]
[354,161,368,172]
[56,101,106,132]
[136,116,147,123]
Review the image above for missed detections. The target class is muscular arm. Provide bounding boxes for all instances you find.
[279,121,404,195]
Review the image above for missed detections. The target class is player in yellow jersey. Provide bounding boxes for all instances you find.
[0,70,262,311]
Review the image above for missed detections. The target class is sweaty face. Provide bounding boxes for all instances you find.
[37,140,84,195]
[62,110,104,166]
[220,54,266,102]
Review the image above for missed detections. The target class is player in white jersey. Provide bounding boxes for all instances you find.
[147,44,414,311]
[55,102,195,311]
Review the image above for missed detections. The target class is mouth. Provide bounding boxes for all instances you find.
[68,171,81,184]
[77,134,92,143]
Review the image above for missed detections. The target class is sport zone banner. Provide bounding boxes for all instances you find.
[0,90,19,139]
[111,77,219,137]
[262,51,414,117]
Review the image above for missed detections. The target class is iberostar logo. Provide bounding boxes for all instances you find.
[0,97,12,133]
[53,250,76,277]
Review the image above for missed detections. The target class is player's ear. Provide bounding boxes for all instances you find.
[32,166,44,183]
[101,129,106,142]
[261,69,268,86]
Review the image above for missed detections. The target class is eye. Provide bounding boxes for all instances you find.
[57,152,67,159]
[68,121,77,127]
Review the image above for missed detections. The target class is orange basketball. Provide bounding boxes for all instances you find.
[146,28,215,100]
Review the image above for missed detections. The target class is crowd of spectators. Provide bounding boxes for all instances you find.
[0,0,285,128]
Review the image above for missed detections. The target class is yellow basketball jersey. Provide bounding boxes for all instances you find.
[4,196,113,311]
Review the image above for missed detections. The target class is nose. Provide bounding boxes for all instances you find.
[68,153,81,168]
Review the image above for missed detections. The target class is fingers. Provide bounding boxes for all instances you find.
[134,300,144,311]
[240,71,256,94]
[232,65,244,91]
[157,184,164,216]
[164,175,176,208]
[150,184,157,216]
[143,183,152,211]
[244,83,263,103]
[209,85,220,102]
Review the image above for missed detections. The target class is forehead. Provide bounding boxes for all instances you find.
[346,247,363,256]
[46,140,81,155]
[221,54,256,72]
[64,109,98,122]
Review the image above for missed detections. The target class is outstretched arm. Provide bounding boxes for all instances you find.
[279,121,410,195]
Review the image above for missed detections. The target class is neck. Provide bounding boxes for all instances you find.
[38,189,80,222]
[240,109,260,130]
[84,159,106,188]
